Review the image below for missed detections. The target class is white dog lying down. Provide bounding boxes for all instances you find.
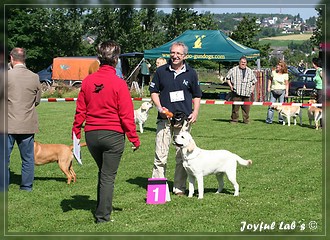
[174,132,252,199]
[270,104,302,126]
[134,101,153,133]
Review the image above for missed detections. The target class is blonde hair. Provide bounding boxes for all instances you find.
[277,60,288,73]
[156,57,167,68]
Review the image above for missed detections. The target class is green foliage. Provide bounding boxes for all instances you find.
[7,7,89,72]
[7,6,322,74]
[41,85,80,98]
[7,102,323,234]
[230,16,271,66]
[310,7,323,46]
[288,40,313,53]
[230,16,260,48]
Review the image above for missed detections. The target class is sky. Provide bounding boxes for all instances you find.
[155,0,322,20]
[159,6,319,20]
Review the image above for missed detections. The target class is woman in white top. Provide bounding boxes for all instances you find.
[265,60,289,124]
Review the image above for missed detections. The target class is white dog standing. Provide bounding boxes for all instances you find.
[270,104,302,126]
[307,99,322,130]
[134,101,153,133]
[174,132,252,199]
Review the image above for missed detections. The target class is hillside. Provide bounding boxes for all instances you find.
[260,33,312,41]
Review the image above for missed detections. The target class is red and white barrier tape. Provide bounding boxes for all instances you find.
[40,98,323,107]
[41,98,77,102]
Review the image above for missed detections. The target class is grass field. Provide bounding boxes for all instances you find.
[259,33,313,47]
[5,100,325,238]
[260,34,313,41]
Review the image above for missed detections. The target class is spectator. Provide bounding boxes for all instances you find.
[298,59,306,73]
[226,56,257,124]
[7,47,41,191]
[149,41,202,196]
[312,57,323,104]
[265,60,289,124]
[155,57,167,68]
[0,46,6,192]
[72,40,140,223]
[89,58,123,78]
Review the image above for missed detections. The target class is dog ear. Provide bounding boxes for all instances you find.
[186,137,196,153]
[180,120,190,133]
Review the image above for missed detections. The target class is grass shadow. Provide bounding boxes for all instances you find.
[140,126,156,133]
[253,118,315,129]
[9,171,68,186]
[203,187,233,195]
[60,195,96,213]
[126,176,174,192]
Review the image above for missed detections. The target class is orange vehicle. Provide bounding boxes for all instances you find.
[37,52,145,92]
[52,56,98,87]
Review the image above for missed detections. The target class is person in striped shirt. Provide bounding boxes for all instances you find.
[226,56,257,124]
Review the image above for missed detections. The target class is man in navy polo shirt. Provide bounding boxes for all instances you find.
[149,41,202,196]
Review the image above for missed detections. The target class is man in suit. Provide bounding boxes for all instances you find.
[8,47,41,191]
[0,46,6,192]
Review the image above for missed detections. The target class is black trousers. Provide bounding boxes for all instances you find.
[85,130,125,223]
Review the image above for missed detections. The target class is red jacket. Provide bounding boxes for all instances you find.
[72,65,140,148]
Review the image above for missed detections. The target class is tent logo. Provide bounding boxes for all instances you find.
[193,35,206,49]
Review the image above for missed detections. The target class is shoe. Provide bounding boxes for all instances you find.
[95,219,114,224]
[243,120,250,124]
[265,120,272,124]
[229,120,238,124]
[175,192,185,196]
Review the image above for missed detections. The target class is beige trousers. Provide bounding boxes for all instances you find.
[151,119,191,193]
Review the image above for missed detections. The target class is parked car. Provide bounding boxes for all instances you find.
[288,75,316,96]
[288,66,316,78]
[37,64,53,92]
[303,68,316,76]
[288,65,302,77]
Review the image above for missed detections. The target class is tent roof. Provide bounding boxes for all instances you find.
[144,30,260,62]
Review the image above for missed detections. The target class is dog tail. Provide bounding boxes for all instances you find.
[69,142,87,151]
[236,156,252,166]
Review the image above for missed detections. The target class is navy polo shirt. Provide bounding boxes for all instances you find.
[149,62,202,119]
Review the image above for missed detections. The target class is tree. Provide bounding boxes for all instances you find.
[165,8,217,41]
[230,16,271,66]
[310,7,323,47]
[8,7,88,72]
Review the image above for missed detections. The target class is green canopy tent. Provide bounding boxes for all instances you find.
[144,29,260,64]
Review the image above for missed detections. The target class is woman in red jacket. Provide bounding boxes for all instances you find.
[72,40,140,224]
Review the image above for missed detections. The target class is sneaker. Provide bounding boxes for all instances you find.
[229,120,238,124]
[175,192,185,196]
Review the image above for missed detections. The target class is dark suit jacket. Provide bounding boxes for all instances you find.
[8,64,41,134]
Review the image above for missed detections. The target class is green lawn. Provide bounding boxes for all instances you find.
[5,100,324,238]
[259,39,307,47]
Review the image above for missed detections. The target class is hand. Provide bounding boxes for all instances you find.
[132,145,139,152]
[188,112,198,123]
[158,106,173,118]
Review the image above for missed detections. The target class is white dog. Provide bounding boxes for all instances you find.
[271,104,302,126]
[174,132,252,199]
[134,101,153,133]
